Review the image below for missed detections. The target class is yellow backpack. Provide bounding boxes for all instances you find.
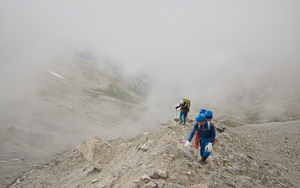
[182,98,191,112]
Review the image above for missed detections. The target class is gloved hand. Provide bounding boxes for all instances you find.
[184,141,190,147]
[206,142,213,152]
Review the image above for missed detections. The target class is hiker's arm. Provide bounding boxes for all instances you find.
[209,125,216,143]
[188,123,198,142]
[175,103,181,109]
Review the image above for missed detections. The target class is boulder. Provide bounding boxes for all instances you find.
[176,144,194,160]
[76,134,114,167]
[162,144,178,155]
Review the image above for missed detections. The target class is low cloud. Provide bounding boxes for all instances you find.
[1,0,300,125]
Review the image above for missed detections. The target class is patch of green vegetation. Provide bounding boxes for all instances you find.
[130,77,151,98]
[112,75,151,98]
[86,83,139,103]
[79,65,151,103]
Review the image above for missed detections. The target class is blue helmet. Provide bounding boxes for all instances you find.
[205,111,213,120]
[195,114,206,122]
[199,109,207,114]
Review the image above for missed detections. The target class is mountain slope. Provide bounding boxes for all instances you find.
[0,53,152,187]
[11,114,300,188]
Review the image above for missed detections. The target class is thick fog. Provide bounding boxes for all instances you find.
[1,1,300,126]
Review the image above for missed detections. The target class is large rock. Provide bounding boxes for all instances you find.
[147,169,168,179]
[134,174,151,187]
[176,144,194,160]
[145,181,157,188]
[76,134,114,167]
[162,144,178,155]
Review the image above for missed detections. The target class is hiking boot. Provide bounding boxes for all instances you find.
[179,121,182,124]
[197,159,207,165]
[200,156,207,165]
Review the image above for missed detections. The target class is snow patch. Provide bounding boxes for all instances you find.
[46,68,64,79]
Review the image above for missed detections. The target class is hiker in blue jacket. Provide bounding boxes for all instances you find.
[184,113,216,164]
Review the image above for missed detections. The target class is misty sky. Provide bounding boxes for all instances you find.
[1,1,300,116]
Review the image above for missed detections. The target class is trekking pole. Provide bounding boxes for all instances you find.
[176,108,177,118]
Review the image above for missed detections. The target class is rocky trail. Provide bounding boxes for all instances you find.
[10,114,300,188]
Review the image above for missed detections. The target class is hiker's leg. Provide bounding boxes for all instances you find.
[179,111,183,122]
[200,141,206,157]
[183,111,187,124]
[203,142,212,158]
[199,139,202,156]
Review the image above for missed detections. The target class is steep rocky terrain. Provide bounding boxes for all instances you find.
[0,53,152,187]
[2,53,300,188]
[11,113,300,188]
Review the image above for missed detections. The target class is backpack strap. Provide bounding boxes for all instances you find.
[207,121,211,131]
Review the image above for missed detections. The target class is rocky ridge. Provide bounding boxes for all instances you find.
[11,113,300,188]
